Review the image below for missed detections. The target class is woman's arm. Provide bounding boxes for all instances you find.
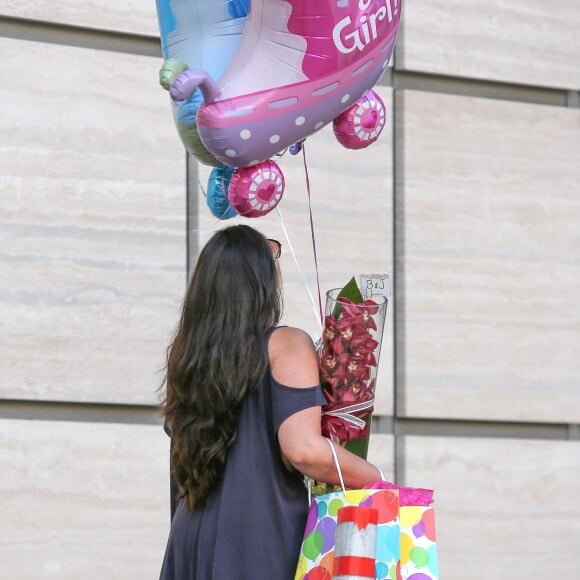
[270,327,384,488]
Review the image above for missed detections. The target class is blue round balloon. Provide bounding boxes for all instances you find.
[227,0,250,18]
[206,167,238,220]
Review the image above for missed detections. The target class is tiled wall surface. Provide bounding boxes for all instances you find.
[1,3,578,578]
[0,1,159,36]
[0,39,185,404]
[0,419,170,578]
[398,0,580,89]
[396,90,580,423]
[403,436,580,579]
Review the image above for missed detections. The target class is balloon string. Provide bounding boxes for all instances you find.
[302,144,324,326]
[199,179,208,198]
[276,206,322,330]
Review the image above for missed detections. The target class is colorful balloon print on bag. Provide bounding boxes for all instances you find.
[399,506,438,580]
[364,482,439,580]
[294,489,400,580]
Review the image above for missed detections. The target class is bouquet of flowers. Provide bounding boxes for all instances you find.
[319,277,388,459]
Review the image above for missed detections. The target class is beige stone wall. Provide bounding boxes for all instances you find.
[1,2,578,578]
[0,38,185,405]
[396,91,580,423]
[0,7,183,576]
[403,436,580,579]
[398,0,580,89]
[0,420,170,578]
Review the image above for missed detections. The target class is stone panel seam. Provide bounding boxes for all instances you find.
[2,401,577,440]
[0,15,161,57]
[378,70,569,108]
[186,153,199,277]
[567,91,580,108]
[372,415,576,441]
[391,80,401,483]
[0,399,162,425]
[569,424,580,441]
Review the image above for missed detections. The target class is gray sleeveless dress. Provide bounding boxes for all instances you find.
[159,332,325,579]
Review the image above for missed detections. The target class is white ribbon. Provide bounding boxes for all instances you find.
[323,398,375,430]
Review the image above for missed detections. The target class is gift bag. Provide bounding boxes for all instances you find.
[366,482,439,580]
[294,440,400,580]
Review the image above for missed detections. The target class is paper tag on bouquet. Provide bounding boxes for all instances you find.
[359,274,391,301]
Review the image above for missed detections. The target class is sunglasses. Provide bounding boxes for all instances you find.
[267,239,282,260]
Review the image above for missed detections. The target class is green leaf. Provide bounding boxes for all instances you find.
[337,276,364,303]
[332,276,364,317]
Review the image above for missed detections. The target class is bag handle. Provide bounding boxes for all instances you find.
[306,438,345,505]
[325,437,346,492]
[307,438,387,504]
[326,438,387,484]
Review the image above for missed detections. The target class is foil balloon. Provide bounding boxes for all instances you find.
[227,160,285,218]
[169,0,402,167]
[333,89,386,149]
[156,0,250,165]
[206,167,238,220]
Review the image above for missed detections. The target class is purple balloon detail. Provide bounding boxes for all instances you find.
[412,520,426,538]
[407,575,432,580]
[303,505,318,538]
[360,496,374,507]
[170,69,221,104]
[289,141,303,155]
[315,517,337,553]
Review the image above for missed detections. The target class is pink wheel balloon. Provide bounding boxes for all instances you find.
[333,89,386,150]
[228,160,285,218]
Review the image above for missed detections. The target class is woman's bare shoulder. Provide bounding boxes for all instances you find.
[270,326,315,351]
[269,327,319,387]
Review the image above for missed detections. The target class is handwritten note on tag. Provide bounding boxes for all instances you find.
[359,274,391,300]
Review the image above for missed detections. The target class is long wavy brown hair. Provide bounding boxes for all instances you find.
[161,225,282,512]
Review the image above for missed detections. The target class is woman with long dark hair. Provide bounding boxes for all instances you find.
[159,225,384,579]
